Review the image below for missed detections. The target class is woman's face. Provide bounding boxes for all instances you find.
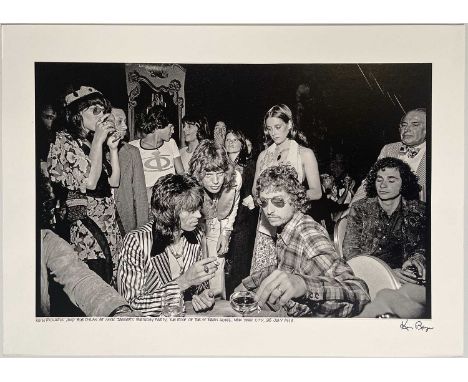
[80,104,108,131]
[158,123,174,142]
[183,122,199,143]
[202,170,225,194]
[224,133,242,155]
[265,117,291,145]
[179,208,202,232]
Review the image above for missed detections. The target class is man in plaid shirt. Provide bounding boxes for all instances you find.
[239,164,370,317]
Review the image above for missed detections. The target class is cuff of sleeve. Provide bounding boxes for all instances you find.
[302,275,325,302]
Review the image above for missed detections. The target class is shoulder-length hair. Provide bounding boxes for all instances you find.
[139,106,173,135]
[182,114,210,141]
[365,157,421,200]
[225,128,248,167]
[65,92,112,141]
[256,164,308,213]
[189,139,237,189]
[150,174,204,254]
[263,104,309,148]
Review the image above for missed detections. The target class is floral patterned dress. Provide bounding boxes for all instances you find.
[48,131,122,277]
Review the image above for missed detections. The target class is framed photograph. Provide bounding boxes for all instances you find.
[1,25,465,357]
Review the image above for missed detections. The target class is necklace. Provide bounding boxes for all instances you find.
[169,238,185,259]
[275,144,290,162]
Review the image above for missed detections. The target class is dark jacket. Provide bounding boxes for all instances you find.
[114,143,149,234]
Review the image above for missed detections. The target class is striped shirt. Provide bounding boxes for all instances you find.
[117,222,204,316]
[243,212,370,317]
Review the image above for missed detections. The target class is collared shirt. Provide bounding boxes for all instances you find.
[117,222,205,316]
[243,212,370,317]
[342,197,426,269]
[398,141,426,175]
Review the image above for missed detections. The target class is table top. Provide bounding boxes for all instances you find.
[184,299,287,317]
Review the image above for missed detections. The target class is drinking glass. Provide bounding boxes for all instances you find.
[161,292,185,317]
[230,291,261,317]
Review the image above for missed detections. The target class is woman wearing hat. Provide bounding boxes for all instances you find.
[47,86,123,284]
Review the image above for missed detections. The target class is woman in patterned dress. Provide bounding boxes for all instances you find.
[250,104,322,273]
[47,86,123,283]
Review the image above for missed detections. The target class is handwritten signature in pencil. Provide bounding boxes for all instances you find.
[400,319,434,332]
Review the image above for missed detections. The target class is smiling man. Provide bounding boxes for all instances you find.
[238,164,370,317]
[352,108,427,203]
[343,157,427,285]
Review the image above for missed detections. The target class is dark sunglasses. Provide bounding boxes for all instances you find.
[84,105,105,115]
[258,197,287,209]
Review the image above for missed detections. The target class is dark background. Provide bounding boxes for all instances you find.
[35,62,431,182]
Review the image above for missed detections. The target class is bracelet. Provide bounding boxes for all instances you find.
[108,305,133,317]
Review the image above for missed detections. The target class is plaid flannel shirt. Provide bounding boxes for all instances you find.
[243,212,370,317]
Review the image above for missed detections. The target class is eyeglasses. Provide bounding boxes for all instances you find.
[258,197,287,209]
[84,105,105,116]
[399,121,423,131]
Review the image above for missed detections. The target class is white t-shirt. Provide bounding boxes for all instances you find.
[129,138,181,189]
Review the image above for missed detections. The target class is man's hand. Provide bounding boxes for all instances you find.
[176,257,219,291]
[216,232,230,256]
[402,258,425,280]
[395,257,426,285]
[192,289,215,312]
[256,270,307,308]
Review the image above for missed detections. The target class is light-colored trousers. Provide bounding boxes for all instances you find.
[206,218,226,299]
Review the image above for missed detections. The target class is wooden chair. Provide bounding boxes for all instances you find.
[333,214,348,258]
[347,255,401,300]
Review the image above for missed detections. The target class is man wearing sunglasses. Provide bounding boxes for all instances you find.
[237,164,370,317]
[352,108,427,204]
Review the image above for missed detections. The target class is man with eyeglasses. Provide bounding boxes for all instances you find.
[352,108,427,203]
[236,164,370,317]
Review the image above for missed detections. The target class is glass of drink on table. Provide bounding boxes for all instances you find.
[230,290,260,317]
[162,292,185,317]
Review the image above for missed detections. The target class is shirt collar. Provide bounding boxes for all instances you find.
[377,197,403,218]
[277,211,303,246]
[402,141,426,150]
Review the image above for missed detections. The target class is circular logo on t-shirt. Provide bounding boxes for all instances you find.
[144,151,173,172]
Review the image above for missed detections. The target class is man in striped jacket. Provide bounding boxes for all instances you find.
[117,174,219,316]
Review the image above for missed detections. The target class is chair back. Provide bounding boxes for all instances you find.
[333,214,348,258]
[347,255,401,300]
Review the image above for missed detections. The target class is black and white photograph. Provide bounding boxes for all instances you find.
[2,25,465,357]
[35,62,431,319]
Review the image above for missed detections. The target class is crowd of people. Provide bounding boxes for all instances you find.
[37,84,429,319]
